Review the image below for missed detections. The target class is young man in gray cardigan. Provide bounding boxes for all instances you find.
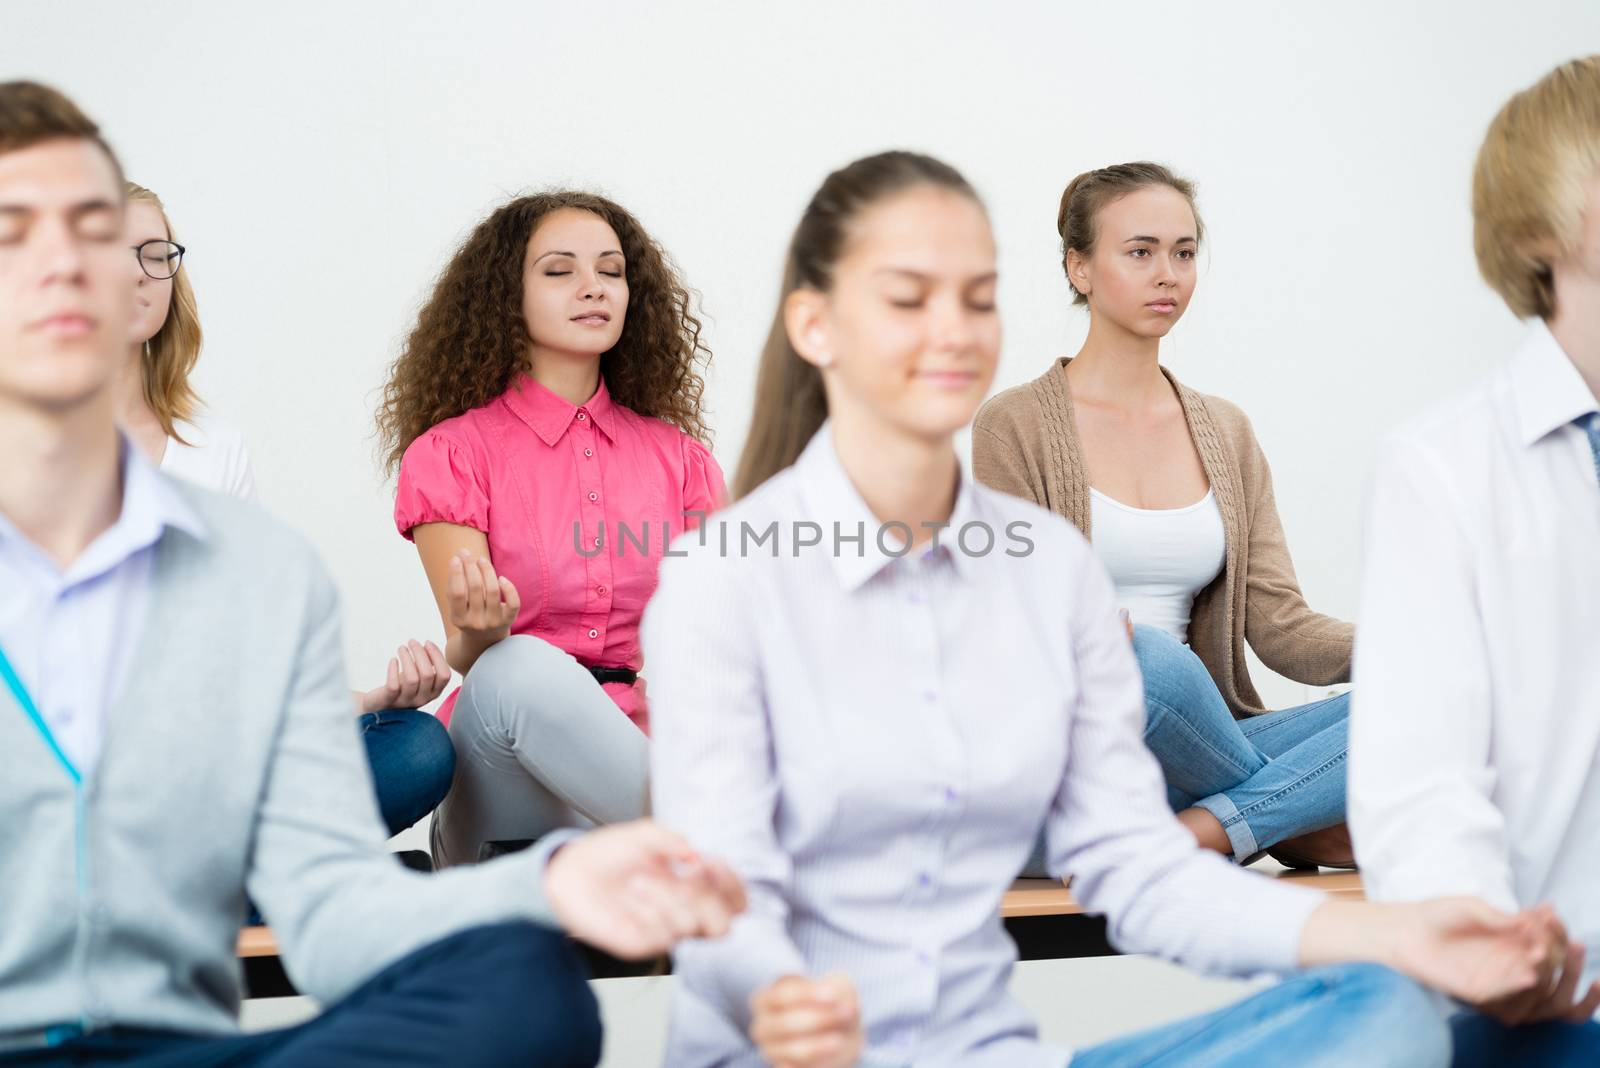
[0,81,744,1067]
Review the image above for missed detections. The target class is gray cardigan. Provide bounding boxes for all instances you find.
[1,482,562,1050]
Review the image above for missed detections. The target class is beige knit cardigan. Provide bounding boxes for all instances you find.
[971,358,1353,717]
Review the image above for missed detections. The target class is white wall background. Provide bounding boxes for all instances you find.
[7,2,1596,705]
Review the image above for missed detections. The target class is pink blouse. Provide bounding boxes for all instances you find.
[395,374,725,732]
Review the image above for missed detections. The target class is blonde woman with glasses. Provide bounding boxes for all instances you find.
[114,182,457,847]
[116,182,255,496]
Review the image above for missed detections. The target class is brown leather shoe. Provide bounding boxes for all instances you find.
[1267,822,1357,870]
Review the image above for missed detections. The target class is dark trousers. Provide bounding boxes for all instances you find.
[1451,1011,1600,1067]
[2,922,601,1067]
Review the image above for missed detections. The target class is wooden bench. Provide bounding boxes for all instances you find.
[239,867,1364,998]
[998,868,1364,962]
[1001,869,1363,918]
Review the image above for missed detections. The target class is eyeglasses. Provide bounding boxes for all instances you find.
[132,239,186,280]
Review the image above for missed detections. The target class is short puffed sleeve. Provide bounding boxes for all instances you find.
[681,435,727,529]
[394,430,491,539]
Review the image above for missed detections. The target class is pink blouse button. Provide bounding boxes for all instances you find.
[597,586,607,596]
[588,492,598,501]
[584,448,593,458]
[587,628,598,639]
[577,411,587,421]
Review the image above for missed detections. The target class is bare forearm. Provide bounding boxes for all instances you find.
[446,627,502,676]
[1298,900,1398,969]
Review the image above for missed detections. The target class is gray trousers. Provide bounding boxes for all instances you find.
[431,635,649,868]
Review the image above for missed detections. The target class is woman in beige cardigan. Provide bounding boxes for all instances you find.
[974,163,1353,870]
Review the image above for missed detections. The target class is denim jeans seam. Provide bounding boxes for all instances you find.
[1195,793,1258,858]
[1145,697,1263,783]
[1236,694,1345,741]
[1227,751,1347,823]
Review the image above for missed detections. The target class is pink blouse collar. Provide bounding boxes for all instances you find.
[504,372,620,446]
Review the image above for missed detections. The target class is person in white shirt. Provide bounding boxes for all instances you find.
[114,181,459,845]
[115,182,255,497]
[644,149,1563,1068]
[1350,54,1600,1065]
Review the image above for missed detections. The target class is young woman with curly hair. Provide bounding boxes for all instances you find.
[377,191,723,867]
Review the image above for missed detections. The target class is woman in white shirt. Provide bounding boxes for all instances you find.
[642,150,1563,1068]
[973,163,1354,872]
[114,184,255,497]
[116,182,455,843]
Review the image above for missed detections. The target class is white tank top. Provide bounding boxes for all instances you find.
[1089,486,1226,643]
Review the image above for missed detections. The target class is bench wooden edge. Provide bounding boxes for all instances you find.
[237,870,1367,958]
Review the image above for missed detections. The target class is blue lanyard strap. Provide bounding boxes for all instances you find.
[0,640,81,784]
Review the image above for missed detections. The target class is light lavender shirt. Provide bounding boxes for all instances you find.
[0,439,202,776]
[644,423,1323,1068]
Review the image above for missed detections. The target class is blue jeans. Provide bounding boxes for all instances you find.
[0,923,601,1067]
[1134,625,1348,860]
[1069,963,1449,1067]
[1449,1010,1600,1066]
[1023,625,1347,874]
[361,709,456,837]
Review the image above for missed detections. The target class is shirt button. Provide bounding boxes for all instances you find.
[588,628,598,639]
[584,448,593,458]
[593,536,601,547]
[943,787,958,804]
[917,872,932,887]
[923,689,938,703]
[907,591,922,604]
[915,951,932,965]
[597,586,607,596]
[588,492,598,502]
[577,411,587,421]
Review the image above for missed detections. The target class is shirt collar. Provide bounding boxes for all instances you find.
[1510,319,1600,446]
[504,373,618,447]
[0,434,206,586]
[794,420,982,593]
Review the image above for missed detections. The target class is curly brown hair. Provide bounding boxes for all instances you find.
[376,190,712,474]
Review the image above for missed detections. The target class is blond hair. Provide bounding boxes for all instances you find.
[1472,55,1600,320]
[126,182,203,443]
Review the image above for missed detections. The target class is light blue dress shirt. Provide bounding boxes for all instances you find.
[0,438,203,776]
